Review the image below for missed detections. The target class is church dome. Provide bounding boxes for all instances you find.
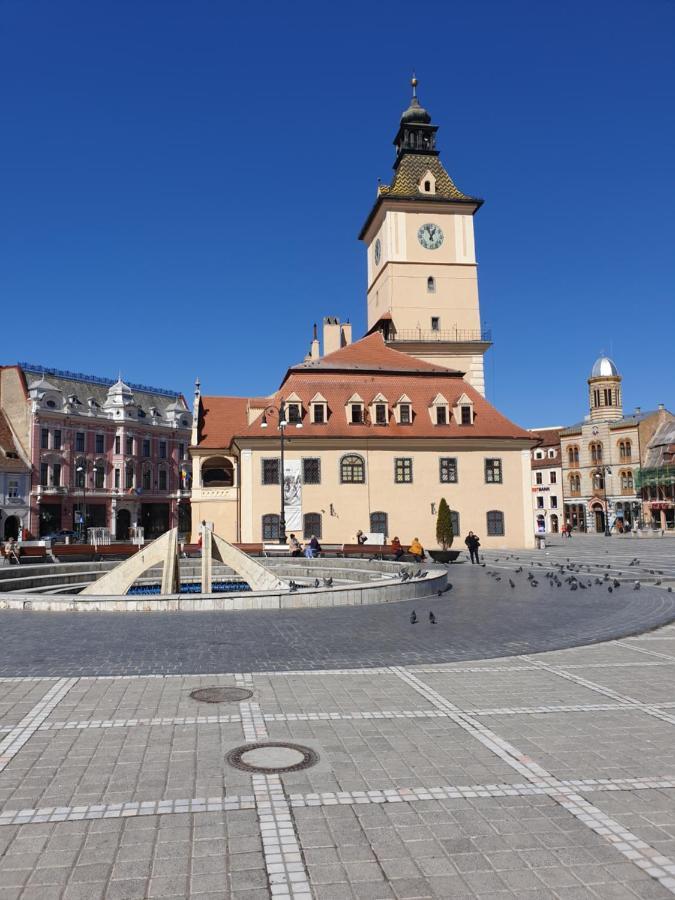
[591,356,619,378]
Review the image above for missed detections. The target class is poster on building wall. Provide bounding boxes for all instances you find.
[284,459,302,531]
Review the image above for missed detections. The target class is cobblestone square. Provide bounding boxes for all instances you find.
[1,538,675,897]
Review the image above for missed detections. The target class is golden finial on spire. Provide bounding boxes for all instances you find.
[411,71,418,98]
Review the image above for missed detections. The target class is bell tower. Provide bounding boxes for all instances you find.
[359,77,491,395]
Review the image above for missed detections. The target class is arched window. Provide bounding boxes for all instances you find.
[370,511,388,538]
[550,514,559,533]
[589,442,603,464]
[592,469,604,490]
[74,457,86,489]
[340,454,365,484]
[125,463,134,490]
[486,510,505,536]
[568,446,579,465]
[303,512,322,540]
[262,514,280,541]
[142,464,152,491]
[202,456,235,487]
[619,440,632,460]
[621,469,634,491]
[427,276,435,293]
[424,180,431,192]
[568,472,581,495]
[93,460,105,489]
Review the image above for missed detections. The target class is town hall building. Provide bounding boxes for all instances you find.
[190,80,537,549]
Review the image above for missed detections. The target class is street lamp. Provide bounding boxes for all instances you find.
[260,399,303,544]
[594,466,612,537]
[76,463,88,543]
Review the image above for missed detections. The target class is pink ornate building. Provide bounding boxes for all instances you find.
[0,364,192,539]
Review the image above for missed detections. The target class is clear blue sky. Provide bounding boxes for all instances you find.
[2,0,673,427]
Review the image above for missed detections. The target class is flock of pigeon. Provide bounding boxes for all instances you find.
[406,552,674,627]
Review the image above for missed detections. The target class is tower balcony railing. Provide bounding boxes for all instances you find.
[387,328,492,344]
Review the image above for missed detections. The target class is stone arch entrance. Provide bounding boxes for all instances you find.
[116,508,131,541]
[591,503,605,533]
[3,515,20,540]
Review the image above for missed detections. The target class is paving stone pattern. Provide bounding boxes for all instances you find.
[0,538,674,898]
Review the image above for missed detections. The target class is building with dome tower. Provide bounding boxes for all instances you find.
[189,80,538,549]
[560,356,673,533]
[0,364,193,540]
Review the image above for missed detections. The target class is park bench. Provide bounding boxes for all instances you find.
[341,543,410,560]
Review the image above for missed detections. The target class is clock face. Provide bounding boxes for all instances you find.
[417,222,444,250]
[374,238,381,265]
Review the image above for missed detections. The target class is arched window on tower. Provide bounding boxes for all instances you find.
[427,276,435,293]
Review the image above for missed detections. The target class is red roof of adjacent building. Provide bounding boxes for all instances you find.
[286,332,458,377]
[197,335,534,450]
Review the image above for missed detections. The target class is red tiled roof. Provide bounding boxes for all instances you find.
[197,374,534,449]
[286,332,457,377]
[0,410,29,472]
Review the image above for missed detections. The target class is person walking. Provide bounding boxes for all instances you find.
[409,537,424,563]
[465,531,481,564]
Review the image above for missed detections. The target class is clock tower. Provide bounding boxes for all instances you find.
[359,77,491,395]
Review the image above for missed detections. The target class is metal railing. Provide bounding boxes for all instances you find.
[388,328,491,343]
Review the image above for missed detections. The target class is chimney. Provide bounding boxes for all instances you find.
[310,323,320,359]
[340,320,352,347]
[634,406,641,415]
[323,316,342,356]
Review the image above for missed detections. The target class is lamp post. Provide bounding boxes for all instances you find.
[260,399,303,544]
[594,465,612,536]
[76,462,88,543]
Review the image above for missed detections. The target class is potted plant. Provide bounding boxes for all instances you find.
[429,498,460,563]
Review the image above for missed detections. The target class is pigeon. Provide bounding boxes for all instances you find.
[668,587,672,593]
[515,566,523,574]
[570,583,578,591]
[314,578,320,588]
[323,577,333,587]
[495,576,501,582]
[414,569,423,578]
[419,571,428,578]
[579,582,587,589]
[608,586,613,593]
[429,611,437,625]
[634,582,641,591]
[530,580,539,587]
[655,579,662,586]
[613,580,621,589]
[509,579,515,589]
[410,610,418,624]
[289,581,298,593]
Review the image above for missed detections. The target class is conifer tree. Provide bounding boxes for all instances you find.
[436,498,454,550]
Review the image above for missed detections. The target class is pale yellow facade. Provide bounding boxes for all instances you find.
[190,440,534,551]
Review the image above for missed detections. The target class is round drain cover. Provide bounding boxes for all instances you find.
[227,742,319,774]
[189,687,253,704]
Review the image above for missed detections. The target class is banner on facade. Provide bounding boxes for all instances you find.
[283,459,302,531]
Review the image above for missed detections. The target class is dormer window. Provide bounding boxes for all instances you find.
[430,394,450,426]
[346,393,365,425]
[310,393,327,424]
[287,403,302,424]
[370,393,389,426]
[424,180,431,192]
[46,400,56,408]
[453,394,475,426]
[375,404,387,425]
[418,170,436,195]
[313,403,325,424]
[427,277,435,293]
[395,395,413,425]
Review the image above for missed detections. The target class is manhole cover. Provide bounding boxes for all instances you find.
[189,687,253,704]
[226,742,319,773]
